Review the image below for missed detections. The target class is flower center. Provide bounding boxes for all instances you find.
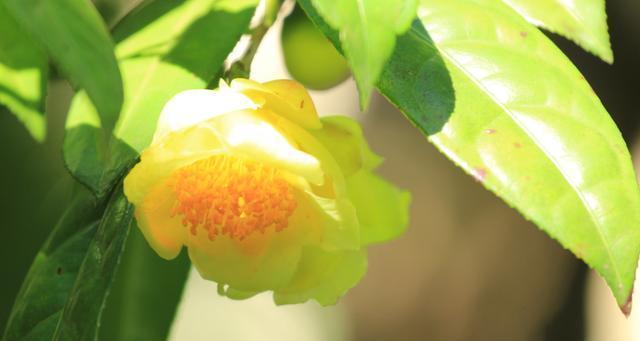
[168,155,297,240]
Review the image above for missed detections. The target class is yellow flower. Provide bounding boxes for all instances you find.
[123,78,410,305]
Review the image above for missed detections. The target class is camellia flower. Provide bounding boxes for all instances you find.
[123,78,410,305]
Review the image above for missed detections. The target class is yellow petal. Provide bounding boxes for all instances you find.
[231,78,322,130]
[134,180,186,259]
[274,247,367,306]
[125,108,324,205]
[187,190,322,292]
[310,116,383,177]
[347,170,411,245]
[123,123,225,205]
[257,109,361,250]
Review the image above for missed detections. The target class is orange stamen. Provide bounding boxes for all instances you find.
[168,155,297,240]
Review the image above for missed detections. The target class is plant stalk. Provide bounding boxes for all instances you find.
[225,0,282,80]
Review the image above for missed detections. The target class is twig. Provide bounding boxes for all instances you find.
[225,0,282,80]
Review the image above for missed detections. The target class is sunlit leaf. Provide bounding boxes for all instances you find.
[306,0,417,108]
[4,0,123,133]
[3,185,133,340]
[64,0,258,197]
[0,3,47,141]
[99,227,190,341]
[501,0,613,63]
[300,0,640,310]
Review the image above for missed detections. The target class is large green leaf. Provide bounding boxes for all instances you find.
[501,0,613,63]
[64,0,258,197]
[307,0,417,108]
[0,3,48,141]
[300,0,640,311]
[3,0,123,133]
[3,185,134,340]
[53,186,133,340]
[99,227,190,341]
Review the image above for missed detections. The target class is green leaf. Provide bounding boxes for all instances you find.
[2,190,99,341]
[53,185,133,340]
[300,0,640,311]
[306,0,417,109]
[0,3,48,141]
[64,0,258,197]
[3,185,134,340]
[500,0,613,63]
[3,0,123,133]
[99,227,190,341]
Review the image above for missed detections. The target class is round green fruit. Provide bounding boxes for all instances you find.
[281,7,350,90]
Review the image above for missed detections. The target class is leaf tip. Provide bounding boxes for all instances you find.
[358,92,371,111]
[354,78,373,111]
[27,119,47,143]
[602,50,614,65]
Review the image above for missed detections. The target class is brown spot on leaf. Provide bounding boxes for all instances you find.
[622,286,634,317]
[300,100,305,109]
[520,31,528,38]
[483,129,497,135]
[513,142,522,149]
[472,167,487,182]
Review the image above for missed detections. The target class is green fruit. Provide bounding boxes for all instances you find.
[281,7,350,90]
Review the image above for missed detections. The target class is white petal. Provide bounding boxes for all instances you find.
[153,86,259,144]
[212,111,324,185]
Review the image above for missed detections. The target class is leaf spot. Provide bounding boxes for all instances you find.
[472,167,487,182]
[520,31,528,38]
[483,129,497,135]
[622,296,633,316]
[56,267,62,275]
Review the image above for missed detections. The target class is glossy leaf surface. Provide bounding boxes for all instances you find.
[64,0,257,197]
[4,0,123,133]
[53,186,133,340]
[300,0,640,309]
[0,4,48,141]
[308,0,417,108]
[3,186,133,340]
[501,0,613,63]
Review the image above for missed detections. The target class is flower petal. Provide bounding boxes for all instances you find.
[348,170,411,245]
[217,284,259,300]
[257,110,361,250]
[231,78,322,130]
[210,109,324,185]
[274,247,367,306]
[310,116,383,177]
[152,86,258,144]
[124,123,225,204]
[134,180,186,259]
[187,190,322,292]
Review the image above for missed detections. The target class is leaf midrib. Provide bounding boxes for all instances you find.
[354,0,371,84]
